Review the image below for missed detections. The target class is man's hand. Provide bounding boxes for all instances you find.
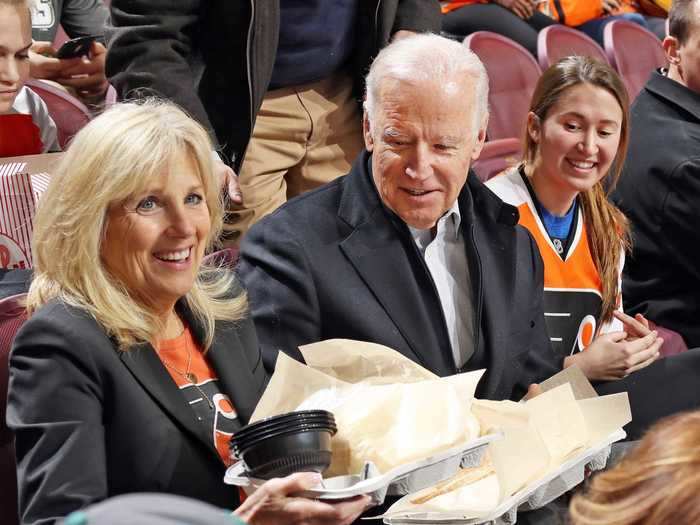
[493,0,537,19]
[56,41,109,99]
[523,383,543,401]
[564,330,662,381]
[392,30,417,41]
[29,41,64,80]
[602,0,622,14]
[233,472,371,525]
[213,156,242,204]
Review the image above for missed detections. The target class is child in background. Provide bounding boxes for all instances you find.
[0,0,60,157]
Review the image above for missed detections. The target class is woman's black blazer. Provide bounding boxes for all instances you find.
[7,297,267,525]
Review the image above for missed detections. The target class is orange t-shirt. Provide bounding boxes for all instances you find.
[156,326,241,466]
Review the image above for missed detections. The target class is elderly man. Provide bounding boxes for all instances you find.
[613,0,700,348]
[238,34,559,401]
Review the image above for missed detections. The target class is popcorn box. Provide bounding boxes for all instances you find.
[0,153,60,269]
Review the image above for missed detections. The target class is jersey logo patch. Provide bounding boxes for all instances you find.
[544,289,602,359]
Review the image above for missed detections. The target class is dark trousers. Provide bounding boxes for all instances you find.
[442,3,557,56]
[595,348,700,440]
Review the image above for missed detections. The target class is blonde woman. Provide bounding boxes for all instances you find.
[7,100,368,525]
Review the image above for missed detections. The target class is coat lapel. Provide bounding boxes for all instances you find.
[467,175,519,394]
[119,340,217,456]
[337,152,455,375]
[202,326,260,425]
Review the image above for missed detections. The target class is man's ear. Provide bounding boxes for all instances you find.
[363,111,375,152]
[526,112,541,144]
[470,120,488,161]
[663,36,680,68]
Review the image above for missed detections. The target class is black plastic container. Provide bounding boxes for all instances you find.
[231,410,337,479]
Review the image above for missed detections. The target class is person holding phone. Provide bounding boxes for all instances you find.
[0,0,60,156]
[29,0,109,103]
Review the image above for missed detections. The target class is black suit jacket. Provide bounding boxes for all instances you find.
[238,151,558,401]
[7,299,266,525]
[613,71,700,348]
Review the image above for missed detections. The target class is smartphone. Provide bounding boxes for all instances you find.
[55,35,100,59]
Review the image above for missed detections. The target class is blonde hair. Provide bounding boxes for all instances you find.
[523,56,630,325]
[28,99,247,350]
[570,411,700,524]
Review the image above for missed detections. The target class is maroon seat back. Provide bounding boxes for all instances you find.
[603,20,667,101]
[646,320,689,358]
[464,32,542,141]
[537,25,609,70]
[0,293,27,525]
[24,79,92,149]
[202,247,240,270]
[472,138,522,182]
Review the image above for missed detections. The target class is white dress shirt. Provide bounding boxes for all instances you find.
[408,202,474,368]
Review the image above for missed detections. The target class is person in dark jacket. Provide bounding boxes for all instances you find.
[105,0,441,245]
[612,0,700,349]
[238,34,560,402]
[7,100,369,525]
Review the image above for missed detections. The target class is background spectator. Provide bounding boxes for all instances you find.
[0,0,59,156]
[29,0,109,104]
[441,0,557,56]
[612,0,700,348]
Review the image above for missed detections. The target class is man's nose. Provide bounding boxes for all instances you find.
[0,58,21,84]
[404,143,433,180]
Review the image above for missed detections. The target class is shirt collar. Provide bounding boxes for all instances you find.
[408,200,462,251]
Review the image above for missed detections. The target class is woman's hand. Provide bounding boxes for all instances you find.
[493,0,537,19]
[564,330,662,381]
[613,310,651,339]
[234,472,371,525]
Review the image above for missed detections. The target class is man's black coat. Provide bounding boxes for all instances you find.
[238,151,559,401]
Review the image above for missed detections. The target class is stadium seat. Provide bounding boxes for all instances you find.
[203,247,240,269]
[603,20,667,100]
[472,138,522,182]
[463,32,542,141]
[25,79,92,149]
[537,25,609,70]
[647,320,689,358]
[0,293,28,525]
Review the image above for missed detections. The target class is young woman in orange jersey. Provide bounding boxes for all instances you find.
[487,56,663,381]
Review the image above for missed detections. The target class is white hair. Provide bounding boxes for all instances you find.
[364,33,489,137]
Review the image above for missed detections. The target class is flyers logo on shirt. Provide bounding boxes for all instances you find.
[179,381,240,465]
[213,393,239,466]
[31,0,55,29]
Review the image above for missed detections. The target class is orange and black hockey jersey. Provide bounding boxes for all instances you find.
[486,167,623,361]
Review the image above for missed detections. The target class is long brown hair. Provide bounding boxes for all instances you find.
[523,56,630,325]
[570,410,700,524]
